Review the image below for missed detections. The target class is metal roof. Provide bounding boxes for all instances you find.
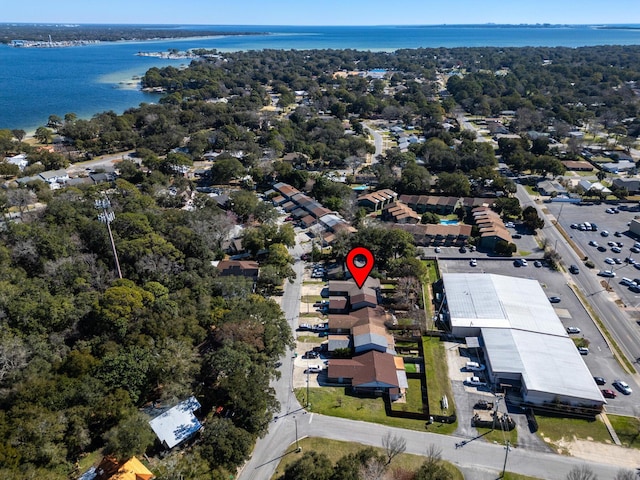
[149,396,202,449]
[443,273,603,404]
[444,273,567,336]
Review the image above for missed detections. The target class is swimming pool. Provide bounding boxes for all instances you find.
[440,219,459,225]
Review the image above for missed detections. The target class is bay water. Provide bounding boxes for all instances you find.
[2,24,640,131]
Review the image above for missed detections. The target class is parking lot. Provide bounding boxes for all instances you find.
[545,202,640,314]
[438,255,638,414]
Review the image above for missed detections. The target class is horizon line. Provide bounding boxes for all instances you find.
[2,21,640,27]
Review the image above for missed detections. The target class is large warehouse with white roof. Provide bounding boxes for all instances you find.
[439,273,605,410]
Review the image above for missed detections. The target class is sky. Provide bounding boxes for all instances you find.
[4,0,640,26]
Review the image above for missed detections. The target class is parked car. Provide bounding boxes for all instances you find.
[534,260,542,267]
[512,234,522,239]
[548,296,561,303]
[465,376,487,387]
[569,265,579,274]
[459,246,467,253]
[612,247,622,253]
[589,240,599,247]
[434,247,441,253]
[593,376,606,385]
[297,323,312,331]
[469,259,477,267]
[614,231,622,237]
[598,270,616,277]
[567,326,581,334]
[604,258,615,265]
[597,246,607,252]
[602,389,617,399]
[613,380,632,395]
[306,364,323,373]
[631,247,640,254]
[465,361,486,372]
[578,347,589,355]
[600,230,609,237]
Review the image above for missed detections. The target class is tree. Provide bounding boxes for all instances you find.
[612,470,636,480]
[209,157,245,184]
[522,205,545,233]
[421,212,440,224]
[11,129,26,142]
[198,417,253,470]
[284,451,333,480]
[414,444,452,480]
[382,431,406,465]
[0,328,29,386]
[34,126,53,144]
[566,465,598,480]
[102,412,155,462]
[437,171,470,197]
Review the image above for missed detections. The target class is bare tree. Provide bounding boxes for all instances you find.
[0,328,29,385]
[566,465,598,480]
[613,470,636,480]
[382,431,406,466]
[358,456,388,480]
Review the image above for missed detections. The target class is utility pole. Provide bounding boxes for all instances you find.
[306,367,310,408]
[294,416,301,452]
[95,196,122,279]
[500,441,510,478]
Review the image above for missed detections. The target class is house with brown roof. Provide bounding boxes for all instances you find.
[399,194,461,215]
[272,182,301,199]
[472,206,512,250]
[352,323,395,354]
[357,189,398,212]
[391,223,472,247]
[562,160,594,172]
[216,260,259,278]
[381,201,421,224]
[327,350,407,399]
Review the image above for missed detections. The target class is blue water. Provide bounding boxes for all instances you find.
[2,24,640,131]
[440,220,459,225]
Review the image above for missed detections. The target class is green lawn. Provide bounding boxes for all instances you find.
[301,295,323,303]
[390,378,424,415]
[404,363,418,373]
[475,426,518,447]
[608,414,640,449]
[502,473,543,480]
[270,437,463,480]
[296,387,433,432]
[536,415,611,452]
[422,337,457,435]
[296,335,323,343]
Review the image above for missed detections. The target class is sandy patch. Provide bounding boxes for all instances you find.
[548,437,640,468]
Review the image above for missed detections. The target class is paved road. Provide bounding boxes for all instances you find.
[244,413,628,480]
[363,124,384,163]
[517,186,640,392]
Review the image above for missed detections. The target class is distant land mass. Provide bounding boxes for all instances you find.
[0,23,266,45]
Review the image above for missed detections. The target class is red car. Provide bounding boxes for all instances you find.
[602,389,617,399]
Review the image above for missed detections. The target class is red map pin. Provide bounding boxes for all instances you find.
[346,246,375,289]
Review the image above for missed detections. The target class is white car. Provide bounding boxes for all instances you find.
[598,270,616,277]
[306,364,323,373]
[566,326,581,334]
[465,376,487,387]
[578,347,589,355]
[465,361,486,372]
[470,259,477,267]
[604,258,615,265]
[613,379,632,395]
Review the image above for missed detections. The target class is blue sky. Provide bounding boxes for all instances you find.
[4,0,640,26]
